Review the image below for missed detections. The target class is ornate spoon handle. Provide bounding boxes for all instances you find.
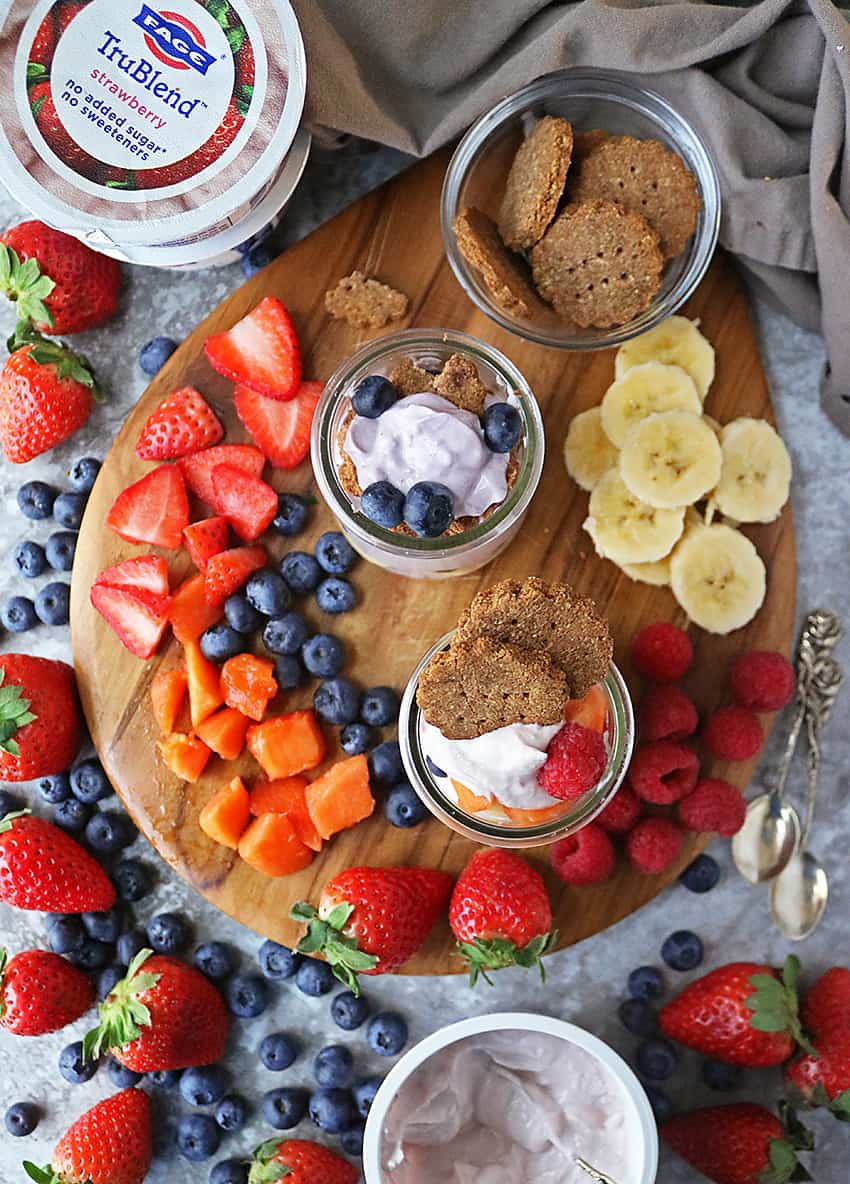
[799,653,843,846]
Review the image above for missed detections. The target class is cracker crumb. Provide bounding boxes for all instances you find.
[389,357,437,396]
[433,353,489,415]
[325,270,409,329]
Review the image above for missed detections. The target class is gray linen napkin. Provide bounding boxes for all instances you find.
[292,0,850,434]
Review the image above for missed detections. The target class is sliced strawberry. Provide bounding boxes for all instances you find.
[203,296,302,400]
[235,381,322,470]
[90,585,171,659]
[106,465,189,549]
[168,573,221,643]
[183,516,230,571]
[178,443,265,507]
[210,464,277,541]
[135,386,223,460]
[204,545,267,606]
[93,554,169,597]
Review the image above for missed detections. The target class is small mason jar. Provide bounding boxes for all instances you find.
[399,630,634,848]
[310,329,545,580]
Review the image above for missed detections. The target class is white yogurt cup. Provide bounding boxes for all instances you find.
[0,0,307,267]
[364,1012,658,1184]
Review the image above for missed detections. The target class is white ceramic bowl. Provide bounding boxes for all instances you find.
[363,1012,658,1184]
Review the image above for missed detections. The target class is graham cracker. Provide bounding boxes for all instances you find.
[432,353,489,415]
[453,207,546,319]
[325,270,409,329]
[389,357,437,397]
[497,115,574,251]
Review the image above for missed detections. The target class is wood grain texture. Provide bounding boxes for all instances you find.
[71,150,796,975]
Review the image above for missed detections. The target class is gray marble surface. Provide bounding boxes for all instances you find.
[0,140,848,1183]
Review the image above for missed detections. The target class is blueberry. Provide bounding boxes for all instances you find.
[315,531,356,574]
[331,990,370,1031]
[352,375,398,418]
[368,740,403,787]
[403,481,454,537]
[85,810,135,853]
[68,456,101,493]
[114,859,153,902]
[241,242,276,278]
[258,940,301,980]
[295,957,335,997]
[352,1076,382,1118]
[340,722,374,755]
[367,1012,408,1056]
[53,492,87,530]
[679,853,721,894]
[302,633,345,678]
[426,757,446,779]
[210,1158,249,1184]
[702,1059,742,1091]
[116,929,145,966]
[35,580,70,626]
[181,1065,230,1107]
[70,937,113,971]
[314,677,360,726]
[262,1086,309,1129]
[617,998,658,1038]
[46,914,85,955]
[360,686,399,727]
[147,912,190,954]
[226,973,269,1018]
[53,798,90,833]
[15,540,47,578]
[643,1084,674,1123]
[636,1037,678,1081]
[482,402,522,453]
[1,596,37,632]
[200,623,245,663]
[194,942,234,980]
[107,1056,142,1087]
[71,759,111,803]
[272,492,309,537]
[4,1101,38,1136]
[215,1094,248,1132]
[314,1044,353,1088]
[628,966,665,1001]
[223,593,263,635]
[83,905,123,943]
[59,1041,98,1084]
[246,569,291,617]
[273,654,303,690]
[661,930,704,972]
[385,782,426,828]
[259,1031,300,1071]
[316,576,356,614]
[340,1121,365,1157]
[17,480,56,520]
[263,611,309,655]
[139,336,178,376]
[280,550,321,594]
[38,772,71,803]
[360,480,405,528]
[177,1114,221,1162]
[45,531,77,572]
[309,1087,355,1134]
[149,1068,183,1089]
[0,788,23,816]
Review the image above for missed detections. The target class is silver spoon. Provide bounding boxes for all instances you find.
[575,1157,618,1184]
[731,610,841,884]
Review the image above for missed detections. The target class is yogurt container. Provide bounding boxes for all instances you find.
[0,0,307,266]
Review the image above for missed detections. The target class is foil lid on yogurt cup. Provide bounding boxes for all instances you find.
[0,0,306,248]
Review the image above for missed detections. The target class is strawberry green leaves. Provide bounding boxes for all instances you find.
[456,931,557,987]
[0,244,55,330]
[290,900,377,996]
[748,956,815,1057]
[760,1102,814,1184]
[0,667,36,757]
[248,1139,293,1183]
[82,949,161,1061]
[22,1164,63,1184]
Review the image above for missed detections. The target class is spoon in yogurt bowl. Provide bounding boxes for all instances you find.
[575,1157,618,1184]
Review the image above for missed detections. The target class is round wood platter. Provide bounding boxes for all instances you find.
[71,149,796,975]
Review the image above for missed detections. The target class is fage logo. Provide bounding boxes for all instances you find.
[132,4,217,74]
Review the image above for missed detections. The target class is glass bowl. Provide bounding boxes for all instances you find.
[399,630,634,848]
[311,329,545,580]
[441,67,721,350]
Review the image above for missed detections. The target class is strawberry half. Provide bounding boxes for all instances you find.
[235,380,322,469]
[135,385,223,460]
[106,465,189,549]
[203,296,302,400]
[204,545,267,606]
[0,812,116,913]
[24,1087,152,1184]
[0,947,94,1036]
[90,585,172,660]
[178,442,265,506]
[210,463,277,541]
[183,516,230,571]
[93,555,170,597]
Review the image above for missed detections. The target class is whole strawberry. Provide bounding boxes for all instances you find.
[0,812,115,913]
[661,1102,812,1184]
[786,966,850,1112]
[291,865,454,993]
[0,654,81,780]
[84,949,229,1071]
[24,1087,152,1184]
[249,1137,358,1184]
[0,947,94,1035]
[1,221,121,334]
[449,849,555,985]
[659,957,801,1068]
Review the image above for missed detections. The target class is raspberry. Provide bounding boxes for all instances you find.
[730,651,795,713]
[630,622,693,683]
[703,706,762,762]
[640,685,698,741]
[550,823,616,886]
[678,778,746,836]
[537,723,607,801]
[596,784,642,833]
[626,817,684,875]
[627,741,699,804]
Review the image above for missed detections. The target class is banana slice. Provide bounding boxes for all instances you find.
[619,507,703,585]
[703,414,722,438]
[670,523,766,634]
[713,417,792,523]
[615,316,716,401]
[600,362,702,448]
[584,470,685,565]
[563,407,619,492]
[619,410,722,509]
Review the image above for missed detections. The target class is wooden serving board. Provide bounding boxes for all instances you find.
[71,149,796,975]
